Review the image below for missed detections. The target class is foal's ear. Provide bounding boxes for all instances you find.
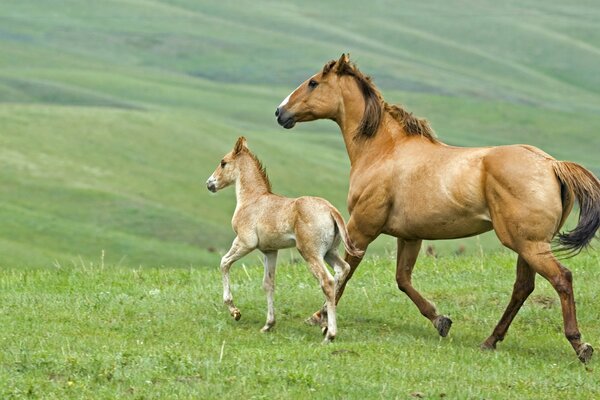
[335,53,351,74]
[233,136,248,155]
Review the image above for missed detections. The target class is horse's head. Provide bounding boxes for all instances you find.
[275,54,353,129]
[206,136,248,193]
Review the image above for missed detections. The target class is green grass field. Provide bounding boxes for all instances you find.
[1,252,599,398]
[1,1,599,267]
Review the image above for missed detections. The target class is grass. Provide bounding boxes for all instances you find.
[1,251,599,398]
[1,1,600,267]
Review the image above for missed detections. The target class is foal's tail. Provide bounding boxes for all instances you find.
[328,206,364,258]
[553,161,600,255]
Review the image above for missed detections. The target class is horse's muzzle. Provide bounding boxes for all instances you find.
[275,107,296,129]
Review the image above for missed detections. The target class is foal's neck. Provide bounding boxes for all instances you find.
[234,156,271,205]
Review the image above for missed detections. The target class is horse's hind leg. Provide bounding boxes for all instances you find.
[482,255,536,350]
[520,244,593,363]
[261,251,278,333]
[396,239,452,337]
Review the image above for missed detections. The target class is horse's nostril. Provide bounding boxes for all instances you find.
[275,107,280,117]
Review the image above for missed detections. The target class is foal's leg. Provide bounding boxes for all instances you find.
[261,251,278,332]
[481,255,535,350]
[302,253,337,343]
[220,237,253,320]
[307,215,377,325]
[320,250,351,333]
[325,249,351,298]
[520,243,593,363]
[396,239,452,337]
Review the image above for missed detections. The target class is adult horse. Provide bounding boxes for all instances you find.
[275,54,600,363]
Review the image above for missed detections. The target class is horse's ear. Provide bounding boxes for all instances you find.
[335,53,351,74]
[233,136,247,155]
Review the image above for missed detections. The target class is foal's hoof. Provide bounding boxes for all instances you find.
[577,343,594,364]
[433,315,453,337]
[260,324,274,333]
[305,311,322,326]
[231,309,241,321]
[322,336,335,345]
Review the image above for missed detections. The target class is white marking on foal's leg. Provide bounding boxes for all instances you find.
[261,251,278,333]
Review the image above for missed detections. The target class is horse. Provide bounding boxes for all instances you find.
[275,54,600,362]
[206,136,363,343]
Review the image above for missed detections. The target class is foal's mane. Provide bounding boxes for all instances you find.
[244,149,272,193]
[323,59,437,142]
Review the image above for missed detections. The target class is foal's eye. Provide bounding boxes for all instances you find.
[220,160,227,168]
[308,79,319,89]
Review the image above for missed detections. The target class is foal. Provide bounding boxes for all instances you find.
[206,137,362,342]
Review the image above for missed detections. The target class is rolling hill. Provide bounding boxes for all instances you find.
[0,0,599,267]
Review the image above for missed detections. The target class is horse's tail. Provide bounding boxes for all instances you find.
[328,206,364,258]
[553,161,600,255]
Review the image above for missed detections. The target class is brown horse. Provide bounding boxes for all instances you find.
[275,54,600,362]
[206,136,362,343]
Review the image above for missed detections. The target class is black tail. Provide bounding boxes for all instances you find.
[553,161,600,255]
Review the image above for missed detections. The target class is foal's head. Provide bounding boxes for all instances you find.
[206,136,248,193]
[275,53,383,137]
[206,137,272,194]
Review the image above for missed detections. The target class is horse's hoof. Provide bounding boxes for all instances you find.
[231,309,241,321]
[260,324,274,333]
[577,343,594,364]
[305,311,322,326]
[321,326,328,336]
[480,339,497,351]
[433,315,453,337]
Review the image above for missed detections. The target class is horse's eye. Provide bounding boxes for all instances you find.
[220,160,227,168]
[308,79,319,89]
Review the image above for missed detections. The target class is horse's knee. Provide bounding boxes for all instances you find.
[396,273,411,293]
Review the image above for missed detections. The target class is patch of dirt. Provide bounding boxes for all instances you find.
[530,295,556,309]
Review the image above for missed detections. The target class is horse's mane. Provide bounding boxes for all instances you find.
[323,59,437,142]
[245,149,272,193]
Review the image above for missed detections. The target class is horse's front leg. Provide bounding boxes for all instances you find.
[220,237,253,320]
[396,238,452,337]
[260,251,278,332]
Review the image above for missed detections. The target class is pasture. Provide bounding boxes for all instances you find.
[1,252,599,398]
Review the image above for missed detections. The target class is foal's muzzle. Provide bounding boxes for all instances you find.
[206,177,217,193]
[275,107,296,129]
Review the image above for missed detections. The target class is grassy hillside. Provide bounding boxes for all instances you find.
[1,253,599,397]
[0,1,599,267]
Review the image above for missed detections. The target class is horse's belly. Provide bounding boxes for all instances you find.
[384,214,493,240]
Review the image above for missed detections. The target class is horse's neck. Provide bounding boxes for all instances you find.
[337,108,395,166]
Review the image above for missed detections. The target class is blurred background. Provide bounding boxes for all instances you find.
[1,0,599,268]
